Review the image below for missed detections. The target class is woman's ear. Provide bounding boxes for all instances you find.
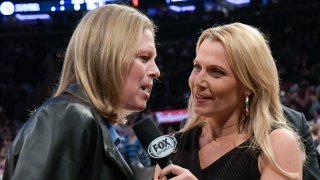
[244,87,253,97]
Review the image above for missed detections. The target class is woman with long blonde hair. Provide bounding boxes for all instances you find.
[156,22,304,180]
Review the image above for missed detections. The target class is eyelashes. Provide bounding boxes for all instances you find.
[139,55,151,63]
[210,69,225,76]
[192,63,226,77]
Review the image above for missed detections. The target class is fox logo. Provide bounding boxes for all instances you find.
[148,135,177,158]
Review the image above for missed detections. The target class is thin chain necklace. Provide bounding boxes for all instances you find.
[205,126,239,142]
[210,131,238,152]
[211,139,229,152]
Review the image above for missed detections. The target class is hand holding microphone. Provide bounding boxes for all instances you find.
[158,164,198,180]
[133,116,198,180]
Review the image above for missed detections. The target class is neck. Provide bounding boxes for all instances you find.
[206,115,239,134]
[202,123,239,142]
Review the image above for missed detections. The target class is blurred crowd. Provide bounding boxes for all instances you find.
[0,1,320,178]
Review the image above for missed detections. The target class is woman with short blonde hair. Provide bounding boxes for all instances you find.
[55,4,157,123]
[4,4,160,180]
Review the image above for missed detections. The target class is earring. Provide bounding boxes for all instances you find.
[244,96,250,117]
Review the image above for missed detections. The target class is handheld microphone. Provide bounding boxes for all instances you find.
[133,116,176,178]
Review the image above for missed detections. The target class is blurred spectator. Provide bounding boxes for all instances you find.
[309,122,320,167]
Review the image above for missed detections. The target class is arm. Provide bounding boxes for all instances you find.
[10,102,96,180]
[259,128,303,180]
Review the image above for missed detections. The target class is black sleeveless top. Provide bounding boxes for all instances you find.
[171,127,261,180]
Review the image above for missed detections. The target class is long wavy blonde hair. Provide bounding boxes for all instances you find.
[53,4,156,124]
[182,22,304,178]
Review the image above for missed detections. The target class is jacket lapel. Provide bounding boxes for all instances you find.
[97,118,134,180]
[65,83,134,179]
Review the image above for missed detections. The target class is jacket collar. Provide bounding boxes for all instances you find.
[64,83,134,179]
[65,82,89,103]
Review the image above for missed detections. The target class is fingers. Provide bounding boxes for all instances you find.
[159,164,177,180]
[157,164,198,180]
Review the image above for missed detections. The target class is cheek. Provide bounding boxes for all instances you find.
[217,82,242,102]
[127,65,145,85]
[122,82,133,100]
[188,74,195,89]
[206,79,230,97]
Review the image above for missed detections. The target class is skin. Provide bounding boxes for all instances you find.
[155,39,302,180]
[123,29,160,111]
[259,129,303,180]
[189,39,247,132]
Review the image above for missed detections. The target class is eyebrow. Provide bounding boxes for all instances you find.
[137,48,157,57]
[193,59,226,70]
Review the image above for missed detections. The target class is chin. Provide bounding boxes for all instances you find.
[193,108,211,117]
[127,104,146,112]
[135,106,146,111]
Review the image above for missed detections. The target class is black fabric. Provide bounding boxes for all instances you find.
[172,127,260,180]
[3,83,134,180]
[179,106,320,180]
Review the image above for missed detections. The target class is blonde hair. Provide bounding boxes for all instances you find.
[53,4,156,124]
[182,22,304,178]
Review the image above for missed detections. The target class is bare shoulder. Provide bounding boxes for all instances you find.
[259,128,303,179]
[269,128,299,146]
[268,128,302,161]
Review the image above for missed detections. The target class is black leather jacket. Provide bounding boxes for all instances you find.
[3,83,134,180]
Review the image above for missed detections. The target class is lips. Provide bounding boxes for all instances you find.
[195,92,211,99]
[141,84,152,94]
[140,84,153,99]
[194,92,211,103]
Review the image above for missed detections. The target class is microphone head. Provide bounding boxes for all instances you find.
[133,116,162,150]
[133,116,177,169]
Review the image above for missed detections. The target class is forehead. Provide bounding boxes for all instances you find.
[138,29,156,50]
[196,39,229,68]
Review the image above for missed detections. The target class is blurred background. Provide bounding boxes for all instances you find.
[0,0,319,179]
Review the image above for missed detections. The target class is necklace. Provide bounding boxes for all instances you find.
[211,140,229,152]
[211,132,238,151]
[211,130,238,141]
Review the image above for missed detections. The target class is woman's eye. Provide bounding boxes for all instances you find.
[210,69,225,77]
[140,56,149,63]
[193,64,201,71]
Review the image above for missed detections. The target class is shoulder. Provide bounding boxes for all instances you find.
[9,95,102,160]
[283,106,308,136]
[283,106,305,125]
[283,106,302,117]
[259,128,303,178]
[173,126,201,152]
[268,128,300,149]
[25,94,100,135]
[175,126,200,140]
[43,94,97,122]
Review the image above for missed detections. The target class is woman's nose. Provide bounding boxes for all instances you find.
[194,78,205,88]
[194,72,206,88]
[148,62,160,78]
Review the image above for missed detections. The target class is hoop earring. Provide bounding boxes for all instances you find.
[244,96,250,117]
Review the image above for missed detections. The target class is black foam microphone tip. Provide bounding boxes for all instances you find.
[132,116,162,150]
[133,116,176,179]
